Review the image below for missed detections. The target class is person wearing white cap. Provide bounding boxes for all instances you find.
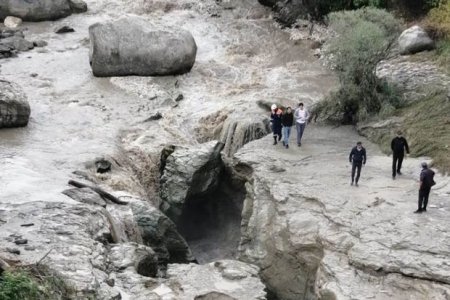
[270,104,283,145]
[415,162,436,213]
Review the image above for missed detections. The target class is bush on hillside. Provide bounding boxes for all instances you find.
[0,270,41,300]
[314,8,403,123]
[425,0,450,37]
[0,266,73,300]
[304,0,386,20]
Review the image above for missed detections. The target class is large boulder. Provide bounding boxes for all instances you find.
[130,200,196,266]
[398,25,435,55]
[159,141,224,222]
[0,80,30,128]
[89,17,197,77]
[0,0,77,21]
[4,16,22,29]
[109,243,159,277]
[257,0,308,26]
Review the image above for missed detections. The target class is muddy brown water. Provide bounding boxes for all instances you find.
[0,0,336,206]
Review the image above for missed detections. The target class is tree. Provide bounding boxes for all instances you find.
[315,8,402,123]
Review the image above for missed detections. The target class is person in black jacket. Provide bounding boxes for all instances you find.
[415,162,435,213]
[270,104,283,145]
[349,141,367,186]
[391,130,410,179]
[281,106,294,149]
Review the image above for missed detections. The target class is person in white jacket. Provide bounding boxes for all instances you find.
[294,102,309,147]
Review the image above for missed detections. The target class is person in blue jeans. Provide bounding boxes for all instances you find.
[281,107,294,149]
[294,102,309,147]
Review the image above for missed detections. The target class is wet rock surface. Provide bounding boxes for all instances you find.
[89,16,197,77]
[0,198,266,299]
[0,0,86,21]
[0,79,31,127]
[235,125,450,300]
[160,141,224,222]
[0,29,35,58]
[377,55,450,102]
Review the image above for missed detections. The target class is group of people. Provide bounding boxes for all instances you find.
[347,132,435,214]
[270,104,436,214]
[270,103,309,149]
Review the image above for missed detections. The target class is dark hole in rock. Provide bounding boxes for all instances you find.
[176,170,245,264]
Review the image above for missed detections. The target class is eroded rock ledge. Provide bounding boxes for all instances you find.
[233,126,450,300]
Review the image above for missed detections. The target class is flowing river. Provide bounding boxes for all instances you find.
[0,0,335,205]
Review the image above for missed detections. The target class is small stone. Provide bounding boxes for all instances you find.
[95,158,112,174]
[6,248,20,255]
[14,239,28,245]
[175,94,184,102]
[24,246,36,251]
[105,278,115,287]
[55,26,75,34]
[30,73,38,78]
[33,40,48,47]
[4,16,22,29]
[69,0,88,13]
[143,112,163,122]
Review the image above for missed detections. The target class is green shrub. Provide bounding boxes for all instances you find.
[425,0,450,37]
[315,8,402,123]
[0,270,42,300]
[436,38,450,72]
[0,267,73,300]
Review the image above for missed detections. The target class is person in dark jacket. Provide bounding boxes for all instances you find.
[415,162,435,213]
[391,130,410,179]
[281,106,294,149]
[270,104,283,145]
[349,141,366,186]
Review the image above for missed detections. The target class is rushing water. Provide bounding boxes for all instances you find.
[0,0,336,204]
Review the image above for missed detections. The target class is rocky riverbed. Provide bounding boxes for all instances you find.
[1,0,449,299]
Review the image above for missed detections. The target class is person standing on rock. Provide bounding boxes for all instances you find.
[415,162,435,213]
[294,102,309,147]
[391,130,410,179]
[281,106,294,149]
[270,104,283,145]
[349,141,366,186]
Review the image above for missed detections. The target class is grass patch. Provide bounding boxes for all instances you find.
[435,38,450,73]
[0,265,73,300]
[364,90,450,173]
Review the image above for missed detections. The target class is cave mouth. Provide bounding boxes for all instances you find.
[176,171,245,264]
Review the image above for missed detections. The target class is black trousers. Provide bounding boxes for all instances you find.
[351,161,362,183]
[418,188,431,210]
[392,152,404,177]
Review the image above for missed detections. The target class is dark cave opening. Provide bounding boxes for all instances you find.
[176,171,246,264]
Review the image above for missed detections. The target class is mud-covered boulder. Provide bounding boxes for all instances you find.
[109,243,159,277]
[88,17,197,77]
[0,80,30,128]
[398,25,435,55]
[4,16,22,28]
[159,141,224,222]
[0,0,78,21]
[69,0,87,13]
[130,201,195,266]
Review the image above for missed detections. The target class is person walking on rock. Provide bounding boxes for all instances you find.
[281,106,294,149]
[294,102,309,147]
[415,162,435,213]
[391,130,410,179]
[270,104,283,145]
[349,141,366,186]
